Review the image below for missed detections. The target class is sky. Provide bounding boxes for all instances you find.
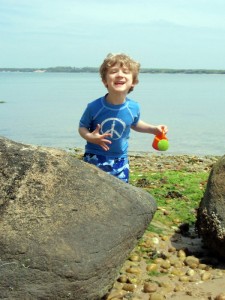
[1,0,225,69]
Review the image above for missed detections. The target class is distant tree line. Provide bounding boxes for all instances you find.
[1,66,225,74]
[141,68,225,74]
[0,67,98,73]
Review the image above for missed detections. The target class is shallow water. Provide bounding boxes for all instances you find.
[0,72,225,156]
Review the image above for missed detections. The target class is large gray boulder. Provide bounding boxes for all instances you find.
[196,155,225,259]
[0,137,157,300]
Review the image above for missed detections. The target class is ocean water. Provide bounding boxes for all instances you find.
[0,71,225,156]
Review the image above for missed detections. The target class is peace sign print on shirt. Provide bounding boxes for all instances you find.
[100,118,126,140]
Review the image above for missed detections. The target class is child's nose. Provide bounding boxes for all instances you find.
[117,69,123,76]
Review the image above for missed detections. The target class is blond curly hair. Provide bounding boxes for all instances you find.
[99,53,140,93]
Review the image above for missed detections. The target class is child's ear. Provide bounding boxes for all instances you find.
[102,79,108,88]
[132,79,139,86]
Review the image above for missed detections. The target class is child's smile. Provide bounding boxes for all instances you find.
[103,63,134,94]
[115,80,126,86]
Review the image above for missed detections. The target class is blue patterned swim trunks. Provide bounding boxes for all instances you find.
[83,153,129,183]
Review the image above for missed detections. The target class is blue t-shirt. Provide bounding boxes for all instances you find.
[79,95,140,158]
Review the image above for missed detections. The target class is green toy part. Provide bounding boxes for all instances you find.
[157,139,169,151]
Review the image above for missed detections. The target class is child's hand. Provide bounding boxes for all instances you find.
[156,125,168,135]
[90,124,112,151]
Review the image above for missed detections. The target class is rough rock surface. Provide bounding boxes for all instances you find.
[0,137,157,300]
[196,155,225,259]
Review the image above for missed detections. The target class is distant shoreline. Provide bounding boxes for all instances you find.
[1,67,225,75]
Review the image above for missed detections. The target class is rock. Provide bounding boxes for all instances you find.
[196,155,225,259]
[122,283,136,292]
[146,263,158,272]
[215,293,225,300]
[143,282,158,293]
[149,293,165,300]
[201,271,212,281]
[0,137,157,300]
[184,256,199,268]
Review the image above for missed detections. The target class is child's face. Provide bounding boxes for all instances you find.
[103,63,135,94]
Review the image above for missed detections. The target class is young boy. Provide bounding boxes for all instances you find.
[79,53,168,183]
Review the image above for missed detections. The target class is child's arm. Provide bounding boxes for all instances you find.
[79,124,112,151]
[132,120,168,135]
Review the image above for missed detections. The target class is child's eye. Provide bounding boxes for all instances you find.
[110,69,118,73]
[123,69,130,74]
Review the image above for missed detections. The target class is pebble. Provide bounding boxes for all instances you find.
[184,256,199,268]
[146,263,158,272]
[177,249,186,259]
[158,281,174,291]
[117,275,128,283]
[105,228,225,300]
[179,275,190,282]
[186,268,195,276]
[106,289,127,299]
[126,266,142,275]
[149,293,165,300]
[122,283,136,292]
[143,282,158,293]
[215,293,225,300]
[105,155,224,300]
[129,254,141,262]
[201,271,212,281]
